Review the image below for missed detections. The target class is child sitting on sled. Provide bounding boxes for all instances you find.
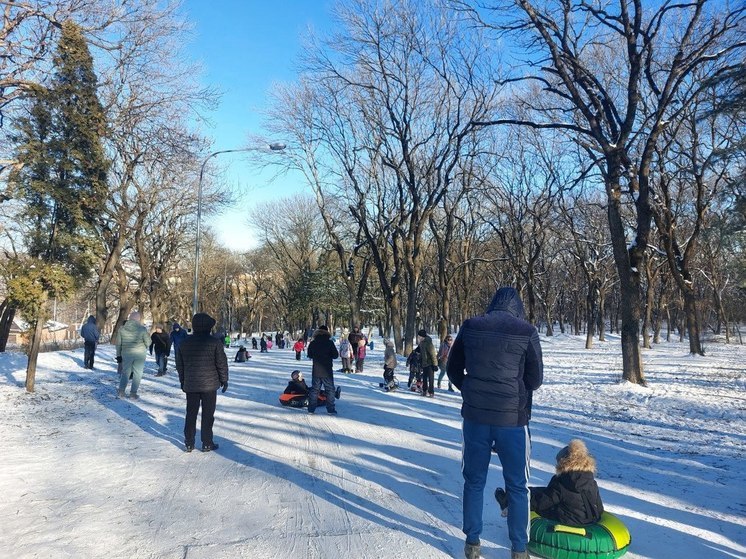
[495,439,604,525]
[284,370,309,395]
[280,370,341,407]
[234,345,251,362]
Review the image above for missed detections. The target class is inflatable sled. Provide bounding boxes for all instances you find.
[279,387,341,408]
[528,511,631,559]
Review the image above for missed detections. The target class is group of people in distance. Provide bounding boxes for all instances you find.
[80,284,605,559]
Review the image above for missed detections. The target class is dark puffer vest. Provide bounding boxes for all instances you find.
[447,287,543,426]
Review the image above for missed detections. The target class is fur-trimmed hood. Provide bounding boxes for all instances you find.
[313,328,331,339]
[555,439,596,474]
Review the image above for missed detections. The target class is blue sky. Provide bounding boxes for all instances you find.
[181,1,335,250]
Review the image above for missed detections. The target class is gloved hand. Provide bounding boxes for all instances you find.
[221,382,228,393]
[433,365,439,372]
[116,355,122,363]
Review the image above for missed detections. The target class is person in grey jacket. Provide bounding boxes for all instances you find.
[80,315,100,370]
[113,312,151,399]
[176,312,228,452]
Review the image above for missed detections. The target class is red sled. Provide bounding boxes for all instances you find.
[279,387,341,408]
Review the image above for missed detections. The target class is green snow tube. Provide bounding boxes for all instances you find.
[528,511,631,559]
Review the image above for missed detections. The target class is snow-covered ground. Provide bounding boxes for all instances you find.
[1,334,744,559]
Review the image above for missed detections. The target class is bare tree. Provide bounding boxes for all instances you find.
[296,0,501,352]
[461,0,746,383]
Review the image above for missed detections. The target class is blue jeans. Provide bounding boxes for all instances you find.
[461,419,531,552]
[155,352,168,375]
[308,376,335,412]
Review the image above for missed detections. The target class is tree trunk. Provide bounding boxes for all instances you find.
[597,287,607,342]
[390,292,404,356]
[25,314,46,393]
[0,298,16,352]
[682,290,703,355]
[607,173,646,385]
[585,285,596,349]
[642,268,655,350]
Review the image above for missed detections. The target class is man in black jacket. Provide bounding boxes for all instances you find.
[447,287,543,559]
[149,325,171,376]
[307,325,339,414]
[176,313,229,453]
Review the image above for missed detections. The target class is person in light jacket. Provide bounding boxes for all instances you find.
[382,338,398,390]
[113,311,150,399]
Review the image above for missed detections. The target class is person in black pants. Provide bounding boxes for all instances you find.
[416,329,438,397]
[306,325,339,414]
[80,315,100,369]
[176,312,229,452]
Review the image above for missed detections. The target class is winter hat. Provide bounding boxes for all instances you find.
[172,323,181,330]
[191,313,216,334]
[556,439,596,474]
[291,370,303,381]
[318,324,329,331]
[417,329,427,338]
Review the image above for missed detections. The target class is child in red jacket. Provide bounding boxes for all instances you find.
[293,339,305,361]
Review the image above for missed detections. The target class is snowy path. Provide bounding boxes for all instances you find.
[1,335,745,559]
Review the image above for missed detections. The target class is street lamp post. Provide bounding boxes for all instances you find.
[192,143,285,318]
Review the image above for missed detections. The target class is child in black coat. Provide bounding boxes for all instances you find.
[284,370,309,395]
[406,346,422,391]
[234,346,251,362]
[495,439,604,526]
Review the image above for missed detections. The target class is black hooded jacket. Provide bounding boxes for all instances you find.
[531,471,604,525]
[307,329,339,378]
[176,314,228,393]
[447,287,543,427]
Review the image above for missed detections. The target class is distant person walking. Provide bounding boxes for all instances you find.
[176,312,228,453]
[306,325,339,415]
[447,287,543,559]
[150,325,172,376]
[170,322,188,355]
[348,326,367,373]
[114,312,150,399]
[437,334,454,391]
[416,330,438,397]
[293,338,305,360]
[339,336,354,373]
[80,315,100,370]
[382,338,398,390]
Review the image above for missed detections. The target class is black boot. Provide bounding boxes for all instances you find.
[494,487,508,511]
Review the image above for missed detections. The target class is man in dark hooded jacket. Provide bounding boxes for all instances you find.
[306,325,339,414]
[176,313,228,453]
[170,322,188,355]
[447,287,543,559]
[80,315,100,369]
